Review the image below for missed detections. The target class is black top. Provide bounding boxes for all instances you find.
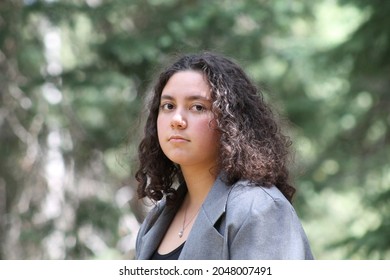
[151,242,185,260]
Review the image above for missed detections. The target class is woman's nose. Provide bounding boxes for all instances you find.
[171,111,187,129]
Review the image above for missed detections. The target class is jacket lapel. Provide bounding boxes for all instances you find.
[180,177,233,259]
[137,205,173,259]
[137,186,186,259]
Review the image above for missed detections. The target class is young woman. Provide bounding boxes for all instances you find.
[135,52,313,260]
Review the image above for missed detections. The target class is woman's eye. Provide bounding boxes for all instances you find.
[160,103,174,110]
[192,104,206,112]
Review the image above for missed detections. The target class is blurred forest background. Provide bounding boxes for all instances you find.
[0,0,389,260]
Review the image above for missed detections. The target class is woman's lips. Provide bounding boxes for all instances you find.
[168,135,190,142]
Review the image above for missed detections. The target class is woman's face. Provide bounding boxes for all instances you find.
[157,70,220,170]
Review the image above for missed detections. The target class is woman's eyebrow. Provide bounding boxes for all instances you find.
[186,95,211,102]
[160,94,174,101]
[160,94,211,101]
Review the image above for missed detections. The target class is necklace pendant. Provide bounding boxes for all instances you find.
[178,230,183,238]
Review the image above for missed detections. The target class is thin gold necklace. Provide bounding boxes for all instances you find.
[178,204,200,238]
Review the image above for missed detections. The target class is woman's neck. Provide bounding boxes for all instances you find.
[180,166,217,206]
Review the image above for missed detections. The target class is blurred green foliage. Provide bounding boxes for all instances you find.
[0,0,389,259]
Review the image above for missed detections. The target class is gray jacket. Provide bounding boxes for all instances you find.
[135,177,314,260]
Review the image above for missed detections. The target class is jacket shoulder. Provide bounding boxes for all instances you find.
[223,180,314,259]
[225,180,297,224]
[228,180,290,205]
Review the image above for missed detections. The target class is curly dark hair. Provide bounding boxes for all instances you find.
[135,52,295,204]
